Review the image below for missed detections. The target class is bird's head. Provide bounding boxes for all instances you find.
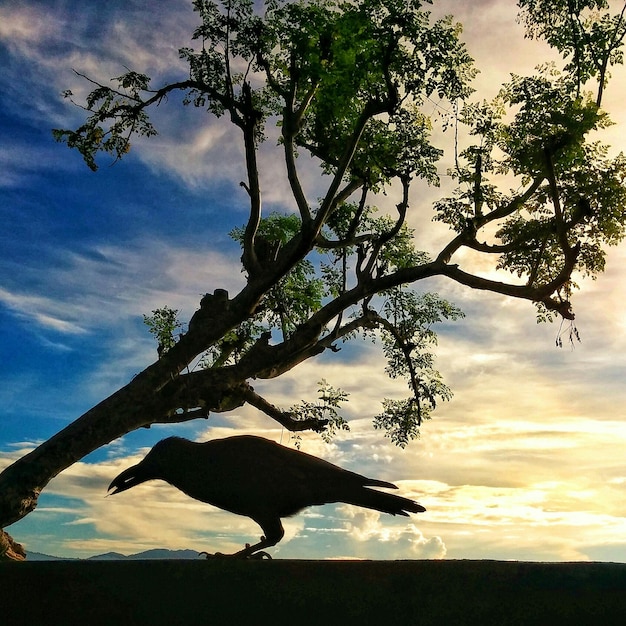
[107,437,185,496]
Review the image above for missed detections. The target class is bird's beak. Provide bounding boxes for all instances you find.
[107,463,149,495]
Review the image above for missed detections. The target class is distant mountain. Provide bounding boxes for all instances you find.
[89,549,200,560]
[88,551,128,561]
[26,552,78,561]
[27,549,200,561]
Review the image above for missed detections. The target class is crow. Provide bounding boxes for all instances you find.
[108,435,425,558]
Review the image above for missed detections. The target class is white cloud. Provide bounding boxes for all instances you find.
[0,286,88,334]
[3,0,626,563]
[4,347,626,561]
[4,245,626,560]
[0,5,66,44]
[0,143,73,188]
[338,506,447,559]
[0,237,244,337]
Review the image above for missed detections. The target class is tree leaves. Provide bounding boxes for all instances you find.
[289,380,350,446]
[433,55,626,323]
[143,307,182,358]
[52,70,158,171]
[262,0,475,188]
[518,0,626,102]
[52,0,626,446]
[370,289,463,446]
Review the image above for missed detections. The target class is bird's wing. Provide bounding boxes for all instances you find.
[211,436,413,516]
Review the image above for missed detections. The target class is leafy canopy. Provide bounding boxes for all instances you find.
[54,0,626,446]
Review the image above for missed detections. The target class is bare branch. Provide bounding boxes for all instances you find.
[282,109,312,224]
[242,386,328,432]
[314,100,389,234]
[440,258,578,319]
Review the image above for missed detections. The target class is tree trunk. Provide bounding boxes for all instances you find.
[0,367,171,528]
[0,529,26,561]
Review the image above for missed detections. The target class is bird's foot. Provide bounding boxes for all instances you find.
[235,542,273,559]
[198,544,272,560]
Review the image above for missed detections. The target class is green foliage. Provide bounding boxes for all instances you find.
[492,72,626,284]
[53,0,477,185]
[199,319,265,368]
[289,380,350,446]
[179,0,269,130]
[496,146,626,270]
[435,56,626,320]
[52,71,157,171]
[264,0,476,188]
[143,307,182,357]
[374,398,426,447]
[373,289,463,446]
[55,0,626,446]
[497,68,609,176]
[518,0,626,95]
[231,213,327,339]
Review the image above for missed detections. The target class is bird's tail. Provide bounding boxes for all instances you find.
[346,487,426,516]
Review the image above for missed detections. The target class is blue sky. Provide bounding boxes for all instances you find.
[2,0,626,561]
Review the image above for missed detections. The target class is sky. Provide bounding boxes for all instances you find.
[1,0,626,561]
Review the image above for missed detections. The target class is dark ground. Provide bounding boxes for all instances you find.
[2,559,625,625]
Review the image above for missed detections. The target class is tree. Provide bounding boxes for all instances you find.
[1,0,626,552]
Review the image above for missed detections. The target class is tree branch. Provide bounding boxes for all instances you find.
[543,146,571,255]
[313,100,388,235]
[240,93,263,275]
[282,106,313,224]
[440,259,578,319]
[436,175,544,265]
[365,309,425,424]
[360,176,410,280]
[242,386,328,432]
[71,73,242,129]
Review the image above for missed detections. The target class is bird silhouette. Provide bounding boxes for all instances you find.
[108,435,425,558]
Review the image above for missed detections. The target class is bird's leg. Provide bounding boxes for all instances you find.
[231,518,285,559]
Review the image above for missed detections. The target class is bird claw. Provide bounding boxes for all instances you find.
[198,546,273,560]
[199,551,226,559]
